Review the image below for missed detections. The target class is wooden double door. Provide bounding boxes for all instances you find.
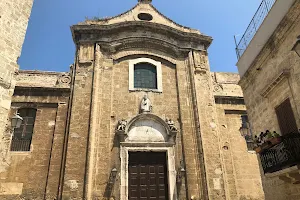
[128,152,169,200]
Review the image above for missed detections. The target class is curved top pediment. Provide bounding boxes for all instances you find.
[72,1,212,53]
[78,2,206,36]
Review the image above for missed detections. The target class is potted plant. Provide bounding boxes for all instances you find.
[253,130,282,153]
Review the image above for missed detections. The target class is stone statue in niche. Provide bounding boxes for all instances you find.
[140,95,152,113]
[116,119,127,131]
[166,118,177,132]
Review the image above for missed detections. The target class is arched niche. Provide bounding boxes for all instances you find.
[117,114,177,144]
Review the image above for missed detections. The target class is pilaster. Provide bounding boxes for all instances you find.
[62,43,95,199]
[175,57,206,199]
[191,50,226,200]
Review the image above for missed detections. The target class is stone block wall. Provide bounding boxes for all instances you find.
[61,44,194,199]
[0,0,34,173]
[216,102,264,200]
[239,1,300,200]
[212,72,264,200]
[60,42,266,200]
[0,55,266,200]
[0,71,70,199]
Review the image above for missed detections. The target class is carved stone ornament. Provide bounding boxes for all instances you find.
[213,82,223,92]
[166,118,177,132]
[165,118,178,144]
[194,52,208,73]
[115,114,178,144]
[57,73,71,85]
[116,119,127,132]
[140,95,152,113]
[115,119,127,142]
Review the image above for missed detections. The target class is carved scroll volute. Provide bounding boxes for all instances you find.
[115,119,127,142]
[194,51,208,73]
[166,118,178,144]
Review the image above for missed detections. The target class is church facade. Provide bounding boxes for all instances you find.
[0,0,264,199]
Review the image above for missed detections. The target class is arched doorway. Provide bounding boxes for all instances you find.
[117,114,177,200]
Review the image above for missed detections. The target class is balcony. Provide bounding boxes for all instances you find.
[259,132,300,174]
[235,0,275,59]
[235,0,295,77]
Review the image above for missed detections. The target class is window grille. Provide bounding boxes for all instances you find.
[11,108,37,151]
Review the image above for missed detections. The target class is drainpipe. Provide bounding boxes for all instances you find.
[57,45,78,200]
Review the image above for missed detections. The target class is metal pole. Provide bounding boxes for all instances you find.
[234,35,240,59]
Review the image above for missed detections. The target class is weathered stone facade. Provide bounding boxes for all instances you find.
[0,0,265,199]
[0,0,34,172]
[237,1,300,200]
[0,71,70,199]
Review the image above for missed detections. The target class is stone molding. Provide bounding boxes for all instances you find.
[116,113,177,144]
[13,86,70,97]
[128,58,162,93]
[72,22,211,52]
[112,50,178,65]
[120,146,177,200]
[118,113,178,199]
[99,37,189,59]
[11,102,59,109]
[260,69,290,98]
[57,73,72,86]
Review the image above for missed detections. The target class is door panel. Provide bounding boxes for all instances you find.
[128,152,168,200]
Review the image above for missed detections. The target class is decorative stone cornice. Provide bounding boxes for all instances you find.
[260,69,290,98]
[112,50,178,64]
[57,73,72,86]
[14,86,70,97]
[101,38,188,59]
[116,113,177,144]
[71,22,212,52]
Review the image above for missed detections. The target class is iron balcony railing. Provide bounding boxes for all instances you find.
[260,132,300,174]
[235,0,276,59]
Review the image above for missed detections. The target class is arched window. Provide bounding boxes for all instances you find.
[129,58,162,92]
[11,108,37,151]
[134,62,157,89]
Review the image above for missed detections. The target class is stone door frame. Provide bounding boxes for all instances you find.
[120,144,177,200]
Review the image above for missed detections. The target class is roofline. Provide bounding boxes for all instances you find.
[83,3,202,34]
[18,70,69,75]
[71,22,212,48]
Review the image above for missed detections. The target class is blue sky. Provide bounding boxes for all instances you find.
[19,0,261,73]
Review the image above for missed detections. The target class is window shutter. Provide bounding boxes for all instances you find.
[275,99,298,135]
